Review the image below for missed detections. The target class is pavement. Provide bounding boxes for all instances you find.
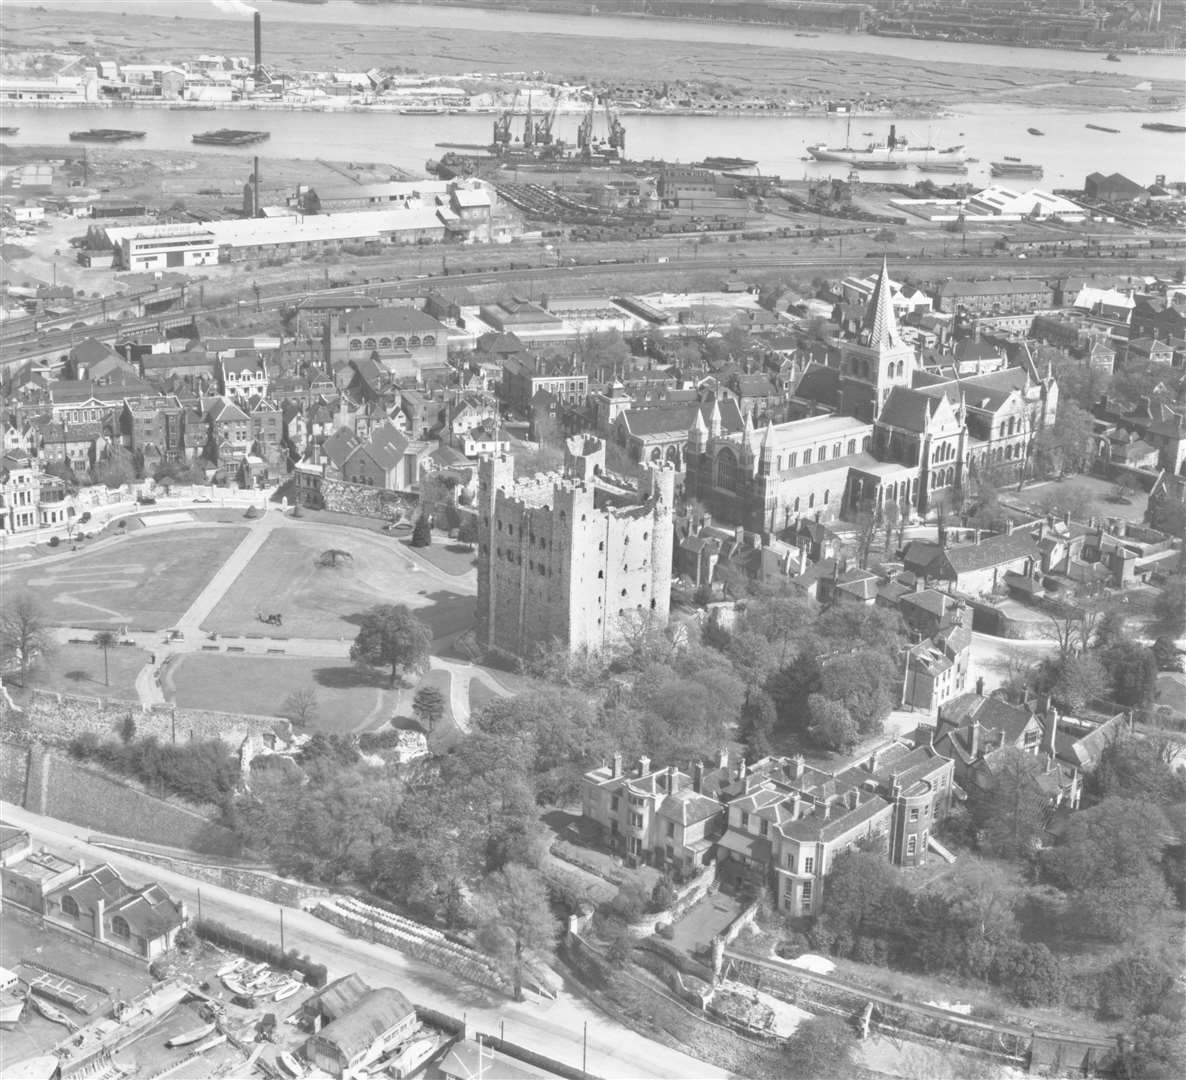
[0,801,730,1080]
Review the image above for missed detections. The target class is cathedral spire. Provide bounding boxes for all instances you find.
[864,256,900,349]
[708,398,722,438]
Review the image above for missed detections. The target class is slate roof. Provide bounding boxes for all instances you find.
[310,987,414,1060]
[622,398,744,439]
[878,387,936,432]
[941,531,1038,574]
[56,863,130,910]
[658,788,725,827]
[304,973,372,1023]
[107,881,184,939]
[340,306,448,336]
[792,363,840,408]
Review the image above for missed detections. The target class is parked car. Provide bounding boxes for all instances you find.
[192,495,212,504]
[136,495,156,505]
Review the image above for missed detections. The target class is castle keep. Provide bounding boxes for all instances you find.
[476,436,675,660]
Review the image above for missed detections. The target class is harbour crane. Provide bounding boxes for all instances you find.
[492,88,519,147]
[523,92,534,148]
[535,92,560,147]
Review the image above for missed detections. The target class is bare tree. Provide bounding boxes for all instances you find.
[316,548,354,569]
[0,594,56,686]
[282,687,319,727]
[93,629,118,687]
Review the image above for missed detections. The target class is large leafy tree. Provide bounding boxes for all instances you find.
[783,1015,856,1080]
[1101,641,1159,708]
[477,862,559,1001]
[967,748,1050,862]
[806,694,858,753]
[349,604,432,687]
[1044,797,1173,941]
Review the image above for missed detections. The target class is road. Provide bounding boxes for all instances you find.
[0,802,729,1080]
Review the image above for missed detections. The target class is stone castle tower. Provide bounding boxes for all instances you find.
[476,435,675,661]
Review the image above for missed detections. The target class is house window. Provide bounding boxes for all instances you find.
[801,880,813,912]
[630,812,644,829]
[740,811,749,829]
[909,808,920,822]
[666,821,675,838]
[760,819,769,837]
[111,915,131,939]
[611,795,621,812]
[61,895,79,918]
[785,853,795,872]
[907,835,917,856]
[803,856,815,874]
[803,449,812,465]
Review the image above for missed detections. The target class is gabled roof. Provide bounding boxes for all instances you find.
[878,387,935,432]
[340,306,448,336]
[941,531,1038,574]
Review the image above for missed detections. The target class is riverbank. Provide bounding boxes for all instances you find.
[5,3,1182,115]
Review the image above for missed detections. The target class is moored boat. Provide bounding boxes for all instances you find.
[1142,121,1186,133]
[1086,123,1121,133]
[990,160,1044,178]
[194,1033,228,1054]
[191,129,270,146]
[216,958,246,978]
[69,129,145,143]
[807,123,965,165]
[166,1022,217,1049]
[694,156,759,170]
[0,126,18,136]
[1027,127,1045,135]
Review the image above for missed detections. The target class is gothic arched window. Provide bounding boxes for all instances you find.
[715,447,738,490]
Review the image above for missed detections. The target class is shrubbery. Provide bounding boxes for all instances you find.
[68,731,239,806]
[193,917,328,988]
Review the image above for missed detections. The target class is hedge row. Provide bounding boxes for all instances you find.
[193,916,328,988]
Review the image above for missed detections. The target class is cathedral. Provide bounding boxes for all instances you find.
[684,259,1058,533]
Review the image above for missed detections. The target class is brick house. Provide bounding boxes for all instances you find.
[324,305,450,381]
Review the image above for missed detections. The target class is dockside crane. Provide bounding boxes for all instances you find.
[607,99,626,156]
[577,94,596,153]
[535,93,560,147]
[492,89,519,147]
[523,92,535,148]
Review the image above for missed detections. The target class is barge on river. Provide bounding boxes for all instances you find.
[69,129,145,142]
[191,129,270,146]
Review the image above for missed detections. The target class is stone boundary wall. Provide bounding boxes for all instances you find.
[89,840,327,908]
[42,753,241,856]
[0,739,31,807]
[15,689,288,748]
[319,478,415,521]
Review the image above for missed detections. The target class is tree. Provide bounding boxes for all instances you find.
[783,1015,855,1080]
[349,605,432,687]
[807,694,859,753]
[1120,1015,1186,1080]
[316,548,353,569]
[1029,401,1095,477]
[1101,641,1159,707]
[478,862,558,1000]
[991,941,1065,1007]
[0,593,56,686]
[1087,734,1186,807]
[1032,651,1106,713]
[412,684,446,733]
[1044,797,1172,941]
[1098,952,1176,1021]
[967,748,1049,862]
[1152,576,1186,638]
[818,648,897,736]
[92,629,118,687]
[281,687,319,727]
[410,514,432,548]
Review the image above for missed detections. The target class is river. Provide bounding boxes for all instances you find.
[3,0,1183,185]
[5,103,1183,189]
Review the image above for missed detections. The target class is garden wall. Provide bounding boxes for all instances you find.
[15,690,288,748]
[0,739,31,807]
[89,839,326,907]
[41,752,241,856]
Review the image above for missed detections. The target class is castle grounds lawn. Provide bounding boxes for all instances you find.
[164,652,397,733]
[2,527,248,631]
[467,676,500,717]
[19,640,146,703]
[399,534,478,577]
[203,525,475,641]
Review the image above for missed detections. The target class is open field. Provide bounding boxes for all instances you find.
[19,640,146,703]
[2,527,248,631]
[202,525,476,641]
[165,652,395,733]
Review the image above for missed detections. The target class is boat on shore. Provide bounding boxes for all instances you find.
[1086,123,1121,133]
[69,129,145,142]
[216,958,247,979]
[193,1033,228,1054]
[277,1050,304,1077]
[191,129,270,146]
[1142,121,1186,133]
[1105,52,1122,61]
[29,993,75,1029]
[1,995,26,1029]
[273,979,303,1002]
[1027,127,1044,135]
[166,1022,217,1049]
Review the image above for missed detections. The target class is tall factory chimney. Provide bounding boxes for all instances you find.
[252,156,260,217]
[253,12,263,83]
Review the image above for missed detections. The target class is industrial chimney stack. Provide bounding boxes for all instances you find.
[253,12,263,84]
